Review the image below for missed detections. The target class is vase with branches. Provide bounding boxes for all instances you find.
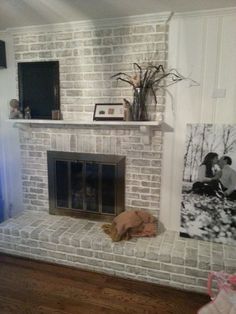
[111,63,190,121]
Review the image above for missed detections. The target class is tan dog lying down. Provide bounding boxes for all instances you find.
[102,210,157,242]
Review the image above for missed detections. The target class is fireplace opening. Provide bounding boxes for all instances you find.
[47,151,125,221]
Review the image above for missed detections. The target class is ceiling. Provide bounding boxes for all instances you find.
[0,0,235,30]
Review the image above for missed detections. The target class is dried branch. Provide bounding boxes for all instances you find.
[111,72,133,80]
[111,62,197,120]
[116,78,136,88]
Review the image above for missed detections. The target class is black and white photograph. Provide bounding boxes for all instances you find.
[180,124,236,245]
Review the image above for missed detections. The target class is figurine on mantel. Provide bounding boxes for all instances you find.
[123,98,132,121]
[24,106,31,119]
[156,112,163,123]
[9,99,23,119]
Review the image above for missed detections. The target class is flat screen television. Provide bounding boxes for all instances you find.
[18,61,60,119]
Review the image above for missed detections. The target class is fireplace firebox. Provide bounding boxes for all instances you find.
[47,151,125,221]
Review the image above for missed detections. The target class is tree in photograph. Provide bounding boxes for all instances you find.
[183,125,193,179]
[184,124,201,182]
[199,124,208,162]
[222,125,236,154]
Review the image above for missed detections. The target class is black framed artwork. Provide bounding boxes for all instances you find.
[18,61,60,119]
[93,103,124,121]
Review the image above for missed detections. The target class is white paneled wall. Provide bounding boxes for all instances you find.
[160,8,236,231]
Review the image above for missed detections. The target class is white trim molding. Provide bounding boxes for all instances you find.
[173,7,236,19]
[6,12,172,35]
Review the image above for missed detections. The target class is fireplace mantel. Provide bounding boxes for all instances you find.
[8,119,173,144]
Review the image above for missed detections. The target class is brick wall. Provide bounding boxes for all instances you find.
[12,19,168,121]
[13,15,168,217]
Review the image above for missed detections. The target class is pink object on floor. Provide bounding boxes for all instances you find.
[198,272,236,314]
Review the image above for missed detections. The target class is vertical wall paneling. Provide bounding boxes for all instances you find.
[201,16,219,122]
[212,16,223,123]
[160,9,236,231]
[215,14,236,123]
[162,16,206,230]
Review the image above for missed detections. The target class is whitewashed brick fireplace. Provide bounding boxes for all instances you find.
[1,11,236,295]
[12,13,168,218]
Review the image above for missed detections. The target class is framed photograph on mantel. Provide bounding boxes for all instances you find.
[93,103,124,121]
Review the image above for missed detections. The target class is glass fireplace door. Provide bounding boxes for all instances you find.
[48,151,125,221]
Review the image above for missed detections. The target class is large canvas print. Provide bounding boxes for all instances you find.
[180,124,236,245]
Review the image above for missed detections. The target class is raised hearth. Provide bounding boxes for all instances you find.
[0,211,236,294]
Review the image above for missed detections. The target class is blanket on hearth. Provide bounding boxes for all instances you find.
[102,210,157,242]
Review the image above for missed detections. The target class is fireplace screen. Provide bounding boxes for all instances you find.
[48,151,125,221]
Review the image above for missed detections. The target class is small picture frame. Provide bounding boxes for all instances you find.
[93,103,124,121]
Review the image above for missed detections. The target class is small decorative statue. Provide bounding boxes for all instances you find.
[9,99,23,119]
[24,106,31,119]
[156,112,163,123]
[123,98,132,121]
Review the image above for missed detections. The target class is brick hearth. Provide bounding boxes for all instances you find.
[0,211,235,294]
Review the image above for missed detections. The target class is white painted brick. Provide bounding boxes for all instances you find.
[77,248,93,257]
[86,258,104,267]
[94,29,112,37]
[21,239,39,247]
[94,252,113,260]
[40,242,57,251]
[15,44,29,52]
[49,251,67,260]
[1,212,235,293]
[31,247,48,256]
[100,240,112,253]
[67,254,87,264]
[22,52,39,59]
[104,261,125,271]
[148,270,170,280]
[93,47,112,55]
[126,265,147,275]
[171,274,197,285]
[55,33,73,40]
[133,25,156,33]
[114,255,136,265]
[113,243,124,255]
[161,263,185,274]
[74,31,92,39]
[185,268,208,278]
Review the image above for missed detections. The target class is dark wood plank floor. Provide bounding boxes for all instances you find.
[0,253,209,314]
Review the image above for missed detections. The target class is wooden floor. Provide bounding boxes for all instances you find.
[0,253,209,314]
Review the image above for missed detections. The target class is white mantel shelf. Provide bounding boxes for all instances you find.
[7,119,173,130]
[8,119,173,144]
